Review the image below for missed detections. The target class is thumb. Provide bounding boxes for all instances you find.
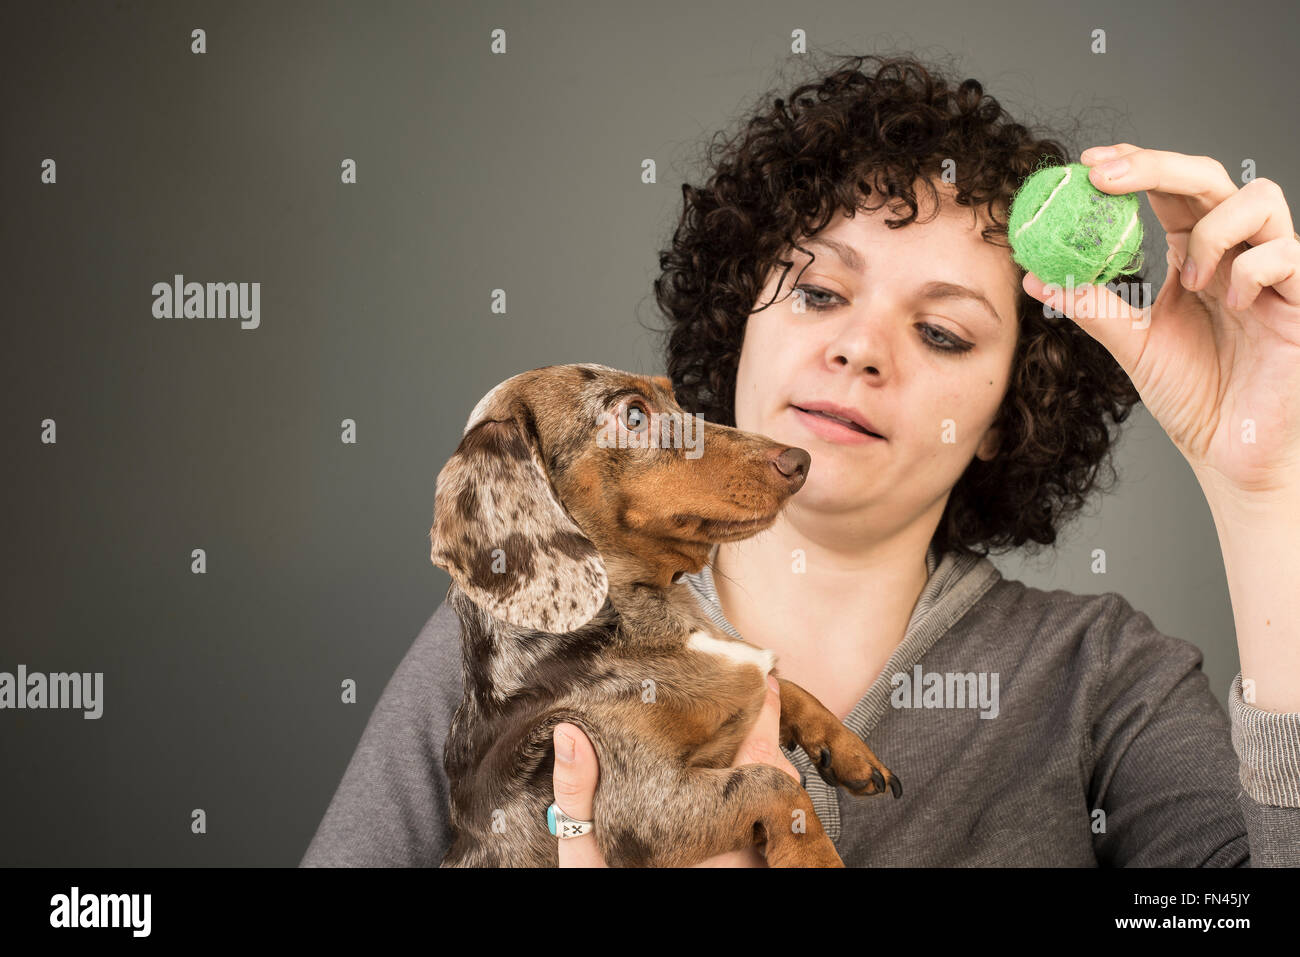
[1021,269,1150,378]
[732,676,800,784]
[552,723,605,866]
[552,723,598,819]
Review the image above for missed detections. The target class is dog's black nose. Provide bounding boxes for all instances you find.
[772,447,811,491]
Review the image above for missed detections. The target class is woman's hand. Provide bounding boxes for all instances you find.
[1022,145,1300,505]
[1023,144,1300,713]
[553,674,801,867]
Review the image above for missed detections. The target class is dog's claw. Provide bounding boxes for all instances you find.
[812,742,900,799]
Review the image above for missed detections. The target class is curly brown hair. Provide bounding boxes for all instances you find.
[651,51,1147,561]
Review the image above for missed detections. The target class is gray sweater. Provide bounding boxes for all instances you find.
[300,546,1300,866]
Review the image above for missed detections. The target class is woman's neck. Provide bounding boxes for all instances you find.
[709,517,934,712]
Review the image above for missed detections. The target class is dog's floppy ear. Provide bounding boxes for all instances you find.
[430,407,608,633]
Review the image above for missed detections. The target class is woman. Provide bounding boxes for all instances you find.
[301,53,1300,868]
[548,53,1300,867]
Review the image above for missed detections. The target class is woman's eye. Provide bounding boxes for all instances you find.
[921,324,955,348]
[793,284,973,355]
[794,285,839,310]
[919,324,973,354]
[621,401,649,431]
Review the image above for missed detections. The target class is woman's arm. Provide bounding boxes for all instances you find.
[1087,593,1300,866]
[299,601,461,867]
[1024,144,1300,862]
[1199,482,1300,714]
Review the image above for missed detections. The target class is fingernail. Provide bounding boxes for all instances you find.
[1182,258,1197,288]
[1227,287,1240,309]
[1097,157,1130,179]
[766,675,779,693]
[1084,146,1117,162]
[555,727,575,762]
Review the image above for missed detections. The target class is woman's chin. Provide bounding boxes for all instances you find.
[790,477,873,511]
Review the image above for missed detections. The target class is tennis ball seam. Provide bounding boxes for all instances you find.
[1014,165,1074,242]
[1091,206,1141,285]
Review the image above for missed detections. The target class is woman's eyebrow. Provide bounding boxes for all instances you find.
[804,236,1002,327]
[805,236,866,272]
[919,281,1003,327]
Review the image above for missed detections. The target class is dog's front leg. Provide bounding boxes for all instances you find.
[776,678,903,799]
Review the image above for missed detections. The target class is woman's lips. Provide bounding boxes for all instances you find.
[792,406,885,444]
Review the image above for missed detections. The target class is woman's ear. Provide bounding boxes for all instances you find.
[430,412,608,633]
[975,426,1001,462]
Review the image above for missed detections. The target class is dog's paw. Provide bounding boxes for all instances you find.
[807,729,902,799]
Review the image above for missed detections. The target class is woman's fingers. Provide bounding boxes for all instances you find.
[553,724,607,867]
[1227,236,1300,310]
[733,675,801,783]
[1175,177,1298,296]
[686,675,801,868]
[689,846,769,867]
[1080,144,1237,235]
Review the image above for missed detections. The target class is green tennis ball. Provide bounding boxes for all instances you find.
[1008,161,1144,287]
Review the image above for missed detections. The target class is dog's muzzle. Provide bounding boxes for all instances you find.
[546,803,594,839]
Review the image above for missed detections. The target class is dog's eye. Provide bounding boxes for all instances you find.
[621,401,649,432]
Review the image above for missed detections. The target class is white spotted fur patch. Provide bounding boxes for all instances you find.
[686,630,775,675]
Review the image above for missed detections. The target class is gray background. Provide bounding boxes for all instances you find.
[2,0,1295,866]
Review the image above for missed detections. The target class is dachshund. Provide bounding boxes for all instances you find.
[430,363,901,867]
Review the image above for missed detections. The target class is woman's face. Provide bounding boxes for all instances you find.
[733,180,1023,532]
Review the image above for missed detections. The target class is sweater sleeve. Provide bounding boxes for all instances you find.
[1227,672,1300,864]
[299,599,463,867]
[1087,594,1300,866]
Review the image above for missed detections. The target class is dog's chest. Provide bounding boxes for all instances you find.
[631,627,775,769]
[684,630,775,676]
